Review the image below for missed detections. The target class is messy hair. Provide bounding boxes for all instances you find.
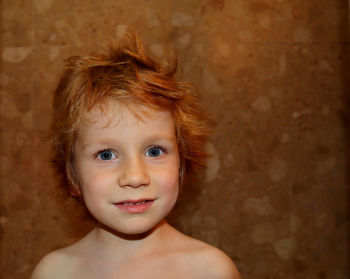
[51,29,210,194]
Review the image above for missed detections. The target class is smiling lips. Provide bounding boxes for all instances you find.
[114,199,155,213]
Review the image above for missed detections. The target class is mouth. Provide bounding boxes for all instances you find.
[116,199,155,205]
[114,199,155,213]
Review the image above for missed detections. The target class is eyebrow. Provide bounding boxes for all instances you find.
[81,139,116,151]
[81,135,176,151]
[143,135,177,143]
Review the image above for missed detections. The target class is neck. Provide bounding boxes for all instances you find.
[91,220,170,255]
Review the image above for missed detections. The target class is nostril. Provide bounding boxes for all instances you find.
[117,162,150,188]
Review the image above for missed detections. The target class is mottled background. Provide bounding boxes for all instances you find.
[1,0,349,278]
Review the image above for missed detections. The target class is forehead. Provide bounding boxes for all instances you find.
[77,101,176,138]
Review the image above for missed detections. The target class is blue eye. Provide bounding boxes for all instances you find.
[97,150,116,161]
[146,146,164,158]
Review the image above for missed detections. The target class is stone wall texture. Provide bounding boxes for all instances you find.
[1,0,349,278]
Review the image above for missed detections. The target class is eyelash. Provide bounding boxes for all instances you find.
[95,149,117,161]
[94,145,167,161]
[146,145,167,158]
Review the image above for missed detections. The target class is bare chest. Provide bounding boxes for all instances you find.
[68,255,202,279]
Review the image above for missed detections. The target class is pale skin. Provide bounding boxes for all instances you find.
[31,103,241,279]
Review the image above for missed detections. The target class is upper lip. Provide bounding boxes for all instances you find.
[115,198,155,204]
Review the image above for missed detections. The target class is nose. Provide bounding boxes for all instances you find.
[118,157,150,188]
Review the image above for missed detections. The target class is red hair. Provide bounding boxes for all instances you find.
[51,30,210,193]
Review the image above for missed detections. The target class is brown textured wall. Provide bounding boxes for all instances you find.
[1,0,349,278]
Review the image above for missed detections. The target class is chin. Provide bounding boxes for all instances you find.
[102,218,163,237]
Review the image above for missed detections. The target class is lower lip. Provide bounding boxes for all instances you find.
[114,200,155,214]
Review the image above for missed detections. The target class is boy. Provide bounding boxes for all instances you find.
[31,30,241,279]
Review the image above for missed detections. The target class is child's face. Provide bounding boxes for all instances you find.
[73,103,180,235]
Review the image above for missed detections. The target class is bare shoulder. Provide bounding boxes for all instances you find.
[193,243,241,279]
[168,228,241,279]
[31,248,74,279]
[187,240,241,279]
[31,231,96,279]
[31,237,87,279]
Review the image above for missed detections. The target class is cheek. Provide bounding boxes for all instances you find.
[79,171,115,215]
[79,168,115,197]
[156,167,179,198]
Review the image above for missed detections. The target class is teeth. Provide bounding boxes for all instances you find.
[123,201,147,205]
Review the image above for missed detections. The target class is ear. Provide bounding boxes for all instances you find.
[69,184,82,196]
[179,165,184,187]
[66,162,82,196]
